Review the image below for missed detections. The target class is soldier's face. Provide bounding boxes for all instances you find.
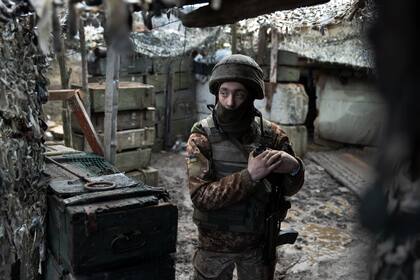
[218,82,248,110]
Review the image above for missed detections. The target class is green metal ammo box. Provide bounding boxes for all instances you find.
[45,153,178,274]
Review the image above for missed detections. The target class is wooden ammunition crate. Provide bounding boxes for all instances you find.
[47,178,177,274]
[155,90,195,122]
[46,252,175,280]
[100,128,155,152]
[115,148,152,172]
[82,82,155,112]
[152,56,192,74]
[71,132,92,152]
[171,89,196,120]
[126,167,159,187]
[71,127,155,153]
[171,118,195,141]
[70,137,153,172]
[88,53,153,76]
[146,72,192,93]
[261,65,301,82]
[156,117,195,145]
[71,108,156,133]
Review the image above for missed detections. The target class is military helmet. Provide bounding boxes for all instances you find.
[209,54,265,100]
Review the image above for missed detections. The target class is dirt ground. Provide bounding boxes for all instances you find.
[151,150,373,280]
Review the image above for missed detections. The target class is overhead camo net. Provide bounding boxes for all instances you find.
[130,26,224,58]
[238,0,375,68]
[83,12,226,58]
[0,3,49,278]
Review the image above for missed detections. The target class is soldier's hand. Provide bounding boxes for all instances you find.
[247,149,283,181]
[272,151,300,174]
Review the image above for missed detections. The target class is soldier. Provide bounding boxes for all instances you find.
[186,54,304,280]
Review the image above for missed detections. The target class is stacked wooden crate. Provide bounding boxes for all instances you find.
[86,53,196,150]
[88,51,153,78]
[260,50,302,82]
[146,56,196,150]
[69,82,159,186]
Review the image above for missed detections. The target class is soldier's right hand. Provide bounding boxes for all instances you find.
[247,149,283,181]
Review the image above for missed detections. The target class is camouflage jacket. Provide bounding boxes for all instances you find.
[186,119,305,252]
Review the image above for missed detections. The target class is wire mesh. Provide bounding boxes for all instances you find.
[59,152,120,176]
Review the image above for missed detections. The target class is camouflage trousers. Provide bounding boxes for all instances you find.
[192,247,275,280]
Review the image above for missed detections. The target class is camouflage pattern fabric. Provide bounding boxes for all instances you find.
[0,8,49,279]
[192,248,275,280]
[186,120,304,252]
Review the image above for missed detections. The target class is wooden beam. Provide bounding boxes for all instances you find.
[256,26,268,65]
[103,46,120,164]
[67,93,104,156]
[164,64,173,150]
[181,0,329,27]
[52,1,73,147]
[231,23,237,54]
[48,89,85,101]
[48,89,104,156]
[270,28,279,84]
[79,16,91,118]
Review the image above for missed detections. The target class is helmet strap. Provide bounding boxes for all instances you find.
[252,107,265,137]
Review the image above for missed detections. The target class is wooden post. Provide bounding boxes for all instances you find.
[103,46,120,164]
[231,23,237,54]
[164,63,173,150]
[256,26,268,65]
[266,28,279,112]
[79,16,90,117]
[270,28,279,84]
[53,2,73,147]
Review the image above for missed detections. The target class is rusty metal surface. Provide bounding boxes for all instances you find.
[45,162,81,181]
[49,173,139,197]
[306,149,374,197]
[62,185,161,206]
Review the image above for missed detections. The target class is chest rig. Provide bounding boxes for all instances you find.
[192,115,274,234]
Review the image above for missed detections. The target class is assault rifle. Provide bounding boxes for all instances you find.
[252,145,299,265]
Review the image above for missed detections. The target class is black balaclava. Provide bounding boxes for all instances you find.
[214,95,256,138]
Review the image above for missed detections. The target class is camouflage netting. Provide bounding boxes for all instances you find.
[130,26,223,58]
[239,0,376,69]
[0,4,49,279]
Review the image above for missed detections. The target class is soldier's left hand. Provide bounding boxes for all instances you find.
[268,150,300,174]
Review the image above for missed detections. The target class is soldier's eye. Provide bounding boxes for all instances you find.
[235,91,246,100]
